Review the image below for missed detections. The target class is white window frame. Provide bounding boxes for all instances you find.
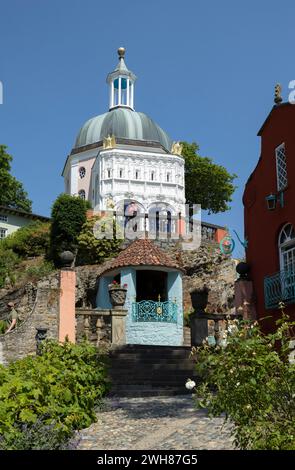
[279,223,295,272]
[0,214,8,222]
[275,143,288,191]
[0,227,7,239]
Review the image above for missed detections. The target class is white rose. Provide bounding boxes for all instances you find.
[185,379,196,390]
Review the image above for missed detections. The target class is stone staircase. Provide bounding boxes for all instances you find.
[109,344,198,397]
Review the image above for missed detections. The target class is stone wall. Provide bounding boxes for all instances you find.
[0,275,60,365]
[153,239,237,314]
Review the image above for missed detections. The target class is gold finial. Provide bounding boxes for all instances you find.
[118,47,126,59]
[274,83,282,104]
[158,294,161,302]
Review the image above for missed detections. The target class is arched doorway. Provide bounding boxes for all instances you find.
[148,202,175,238]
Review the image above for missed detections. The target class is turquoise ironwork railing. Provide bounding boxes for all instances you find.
[132,300,178,323]
[264,269,295,309]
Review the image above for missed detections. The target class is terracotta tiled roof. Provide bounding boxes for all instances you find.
[102,239,181,274]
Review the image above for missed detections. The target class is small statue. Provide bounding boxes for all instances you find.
[103,134,116,149]
[106,197,115,209]
[171,141,183,156]
[274,83,283,104]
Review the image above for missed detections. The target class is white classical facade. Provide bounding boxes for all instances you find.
[62,48,185,223]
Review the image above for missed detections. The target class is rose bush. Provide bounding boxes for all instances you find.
[192,315,295,450]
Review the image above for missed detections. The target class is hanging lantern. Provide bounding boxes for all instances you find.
[265,194,277,211]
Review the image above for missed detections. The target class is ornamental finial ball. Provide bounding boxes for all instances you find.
[118,47,125,59]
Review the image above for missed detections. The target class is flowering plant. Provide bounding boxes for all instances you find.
[192,313,295,450]
[108,280,127,289]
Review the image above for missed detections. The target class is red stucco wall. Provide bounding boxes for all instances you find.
[243,103,295,330]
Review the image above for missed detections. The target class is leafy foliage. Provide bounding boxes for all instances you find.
[0,416,79,450]
[0,246,19,288]
[182,142,236,213]
[0,340,109,449]
[193,317,295,449]
[24,260,55,282]
[0,145,32,212]
[49,194,89,266]
[77,216,122,265]
[2,221,50,258]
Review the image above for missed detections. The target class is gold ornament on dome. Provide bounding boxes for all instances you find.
[103,134,116,149]
[106,198,115,209]
[171,141,183,156]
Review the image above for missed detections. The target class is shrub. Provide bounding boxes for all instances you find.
[49,194,89,266]
[192,316,295,450]
[0,247,19,288]
[2,221,50,258]
[77,216,122,265]
[0,340,109,449]
[24,260,55,282]
[0,416,79,450]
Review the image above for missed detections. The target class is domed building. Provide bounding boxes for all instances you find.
[62,48,185,232]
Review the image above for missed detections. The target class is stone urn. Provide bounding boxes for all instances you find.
[108,286,127,310]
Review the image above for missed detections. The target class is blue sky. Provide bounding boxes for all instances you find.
[1,0,295,258]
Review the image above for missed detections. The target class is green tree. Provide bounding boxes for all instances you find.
[0,145,32,212]
[182,142,236,213]
[77,216,122,265]
[49,194,89,266]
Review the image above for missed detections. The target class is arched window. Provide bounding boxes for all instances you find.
[78,190,86,200]
[279,223,295,272]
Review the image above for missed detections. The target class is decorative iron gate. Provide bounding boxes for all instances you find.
[132,300,177,323]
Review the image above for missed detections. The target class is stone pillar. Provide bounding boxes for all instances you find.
[190,313,208,346]
[111,309,127,345]
[59,268,76,343]
[234,279,257,320]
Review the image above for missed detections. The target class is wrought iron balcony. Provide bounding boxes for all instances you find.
[264,269,295,309]
[132,300,178,323]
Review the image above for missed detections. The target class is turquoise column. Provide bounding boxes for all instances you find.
[121,268,136,344]
[96,275,113,309]
[167,271,183,342]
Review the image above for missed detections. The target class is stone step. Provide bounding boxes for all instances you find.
[111,345,191,351]
[108,345,197,397]
[109,369,198,381]
[109,386,192,397]
[110,351,193,360]
[111,358,195,369]
[110,364,196,372]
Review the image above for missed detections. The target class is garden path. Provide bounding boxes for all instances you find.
[79,395,234,450]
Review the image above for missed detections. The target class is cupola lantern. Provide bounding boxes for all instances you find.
[107,47,137,110]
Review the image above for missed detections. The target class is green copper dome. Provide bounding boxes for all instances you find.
[74,108,172,151]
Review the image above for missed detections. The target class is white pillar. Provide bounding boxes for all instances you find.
[131,83,134,109]
[118,77,122,106]
[127,78,130,107]
[110,81,114,108]
[70,162,78,196]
